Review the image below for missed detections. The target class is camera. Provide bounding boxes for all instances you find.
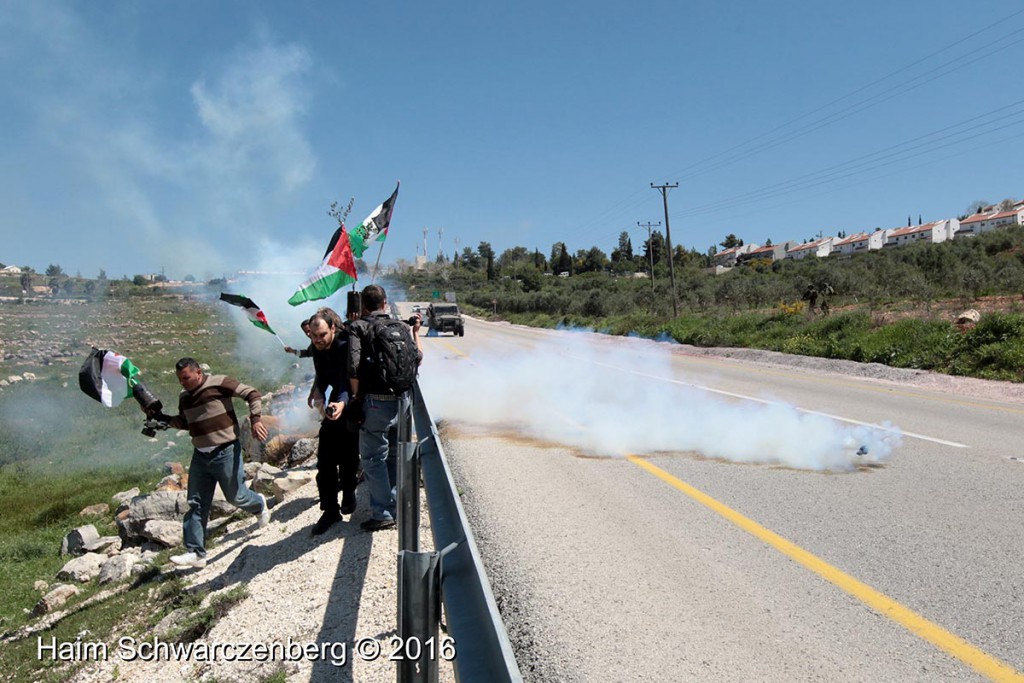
[133,381,169,437]
[325,404,338,418]
[406,316,420,327]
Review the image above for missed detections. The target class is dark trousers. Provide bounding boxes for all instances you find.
[316,418,360,514]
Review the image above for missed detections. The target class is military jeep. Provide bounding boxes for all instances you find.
[426,303,464,337]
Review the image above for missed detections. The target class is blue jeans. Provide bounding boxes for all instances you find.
[359,397,399,521]
[183,440,262,556]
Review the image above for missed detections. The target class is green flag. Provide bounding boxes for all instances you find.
[349,182,399,258]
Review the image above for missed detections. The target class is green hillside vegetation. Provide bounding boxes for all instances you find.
[0,295,297,677]
[397,227,1024,382]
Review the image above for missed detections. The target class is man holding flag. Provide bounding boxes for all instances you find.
[146,357,271,568]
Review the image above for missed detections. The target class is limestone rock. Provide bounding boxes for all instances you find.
[111,487,140,506]
[141,520,182,548]
[272,472,314,499]
[57,553,106,582]
[82,536,121,555]
[288,438,318,465]
[164,461,185,476]
[79,503,109,517]
[252,469,277,494]
[98,555,137,584]
[61,525,100,557]
[117,491,186,543]
[154,608,190,638]
[155,474,183,492]
[31,584,80,616]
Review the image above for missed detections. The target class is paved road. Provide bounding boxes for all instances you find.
[412,310,1024,682]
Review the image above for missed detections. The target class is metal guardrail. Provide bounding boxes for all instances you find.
[394,381,523,683]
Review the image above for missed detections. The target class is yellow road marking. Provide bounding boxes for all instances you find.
[627,455,1024,682]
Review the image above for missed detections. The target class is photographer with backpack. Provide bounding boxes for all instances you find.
[347,285,423,532]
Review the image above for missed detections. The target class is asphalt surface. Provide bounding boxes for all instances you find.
[412,310,1024,683]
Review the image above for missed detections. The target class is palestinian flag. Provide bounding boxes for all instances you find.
[79,348,141,408]
[288,224,358,305]
[349,182,399,258]
[219,293,276,334]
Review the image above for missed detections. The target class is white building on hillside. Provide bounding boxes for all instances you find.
[786,237,834,260]
[1,265,23,274]
[832,230,890,255]
[712,243,758,267]
[885,219,958,247]
[957,209,1022,237]
[738,242,797,263]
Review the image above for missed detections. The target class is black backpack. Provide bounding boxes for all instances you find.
[368,317,419,394]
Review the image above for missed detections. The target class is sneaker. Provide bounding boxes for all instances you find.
[170,552,207,568]
[360,518,396,532]
[341,489,357,515]
[311,511,342,536]
[257,493,271,528]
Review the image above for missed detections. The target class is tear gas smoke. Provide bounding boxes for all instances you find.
[419,332,901,472]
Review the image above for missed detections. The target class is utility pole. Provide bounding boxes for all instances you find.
[437,227,444,262]
[454,236,460,268]
[651,183,679,316]
[637,221,660,292]
[422,227,428,264]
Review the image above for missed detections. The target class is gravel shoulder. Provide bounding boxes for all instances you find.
[69,476,452,683]
[674,342,1024,403]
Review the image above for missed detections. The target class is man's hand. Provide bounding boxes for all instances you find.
[325,401,345,421]
[308,388,324,409]
[251,419,269,441]
[284,346,298,356]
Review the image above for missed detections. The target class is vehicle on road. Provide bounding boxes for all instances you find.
[427,303,464,336]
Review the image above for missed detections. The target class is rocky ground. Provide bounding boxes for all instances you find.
[65,477,453,683]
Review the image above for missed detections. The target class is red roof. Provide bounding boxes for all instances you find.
[889,222,942,237]
[961,212,998,225]
[834,232,868,246]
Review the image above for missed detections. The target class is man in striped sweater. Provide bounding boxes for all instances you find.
[152,357,271,568]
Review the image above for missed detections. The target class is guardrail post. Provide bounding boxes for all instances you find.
[398,441,420,552]
[397,393,419,552]
[397,550,441,683]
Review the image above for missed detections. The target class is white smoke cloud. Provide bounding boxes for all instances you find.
[419,331,901,472]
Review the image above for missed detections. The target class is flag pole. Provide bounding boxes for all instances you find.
[370,238,386,284]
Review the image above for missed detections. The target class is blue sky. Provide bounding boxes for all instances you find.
[2,1,1022,279]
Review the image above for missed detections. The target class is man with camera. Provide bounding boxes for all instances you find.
[148,358,271,568]
[307,307,361,536]
[347,285,423,532]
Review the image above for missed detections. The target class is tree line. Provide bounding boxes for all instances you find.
[397,225,1024,320]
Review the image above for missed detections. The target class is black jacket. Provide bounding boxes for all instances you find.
[312,327,352,404]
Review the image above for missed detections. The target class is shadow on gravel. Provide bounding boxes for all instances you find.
[310,494,374,683]
[266,494,319,525]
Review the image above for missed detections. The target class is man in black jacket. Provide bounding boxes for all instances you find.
[307,308,360,536]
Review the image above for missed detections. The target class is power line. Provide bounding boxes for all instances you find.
[678,129,1024,243]
[560,8,1024,249]
[667,10,1024,181]
[637,221,660,291]
[676,105,1024,219]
